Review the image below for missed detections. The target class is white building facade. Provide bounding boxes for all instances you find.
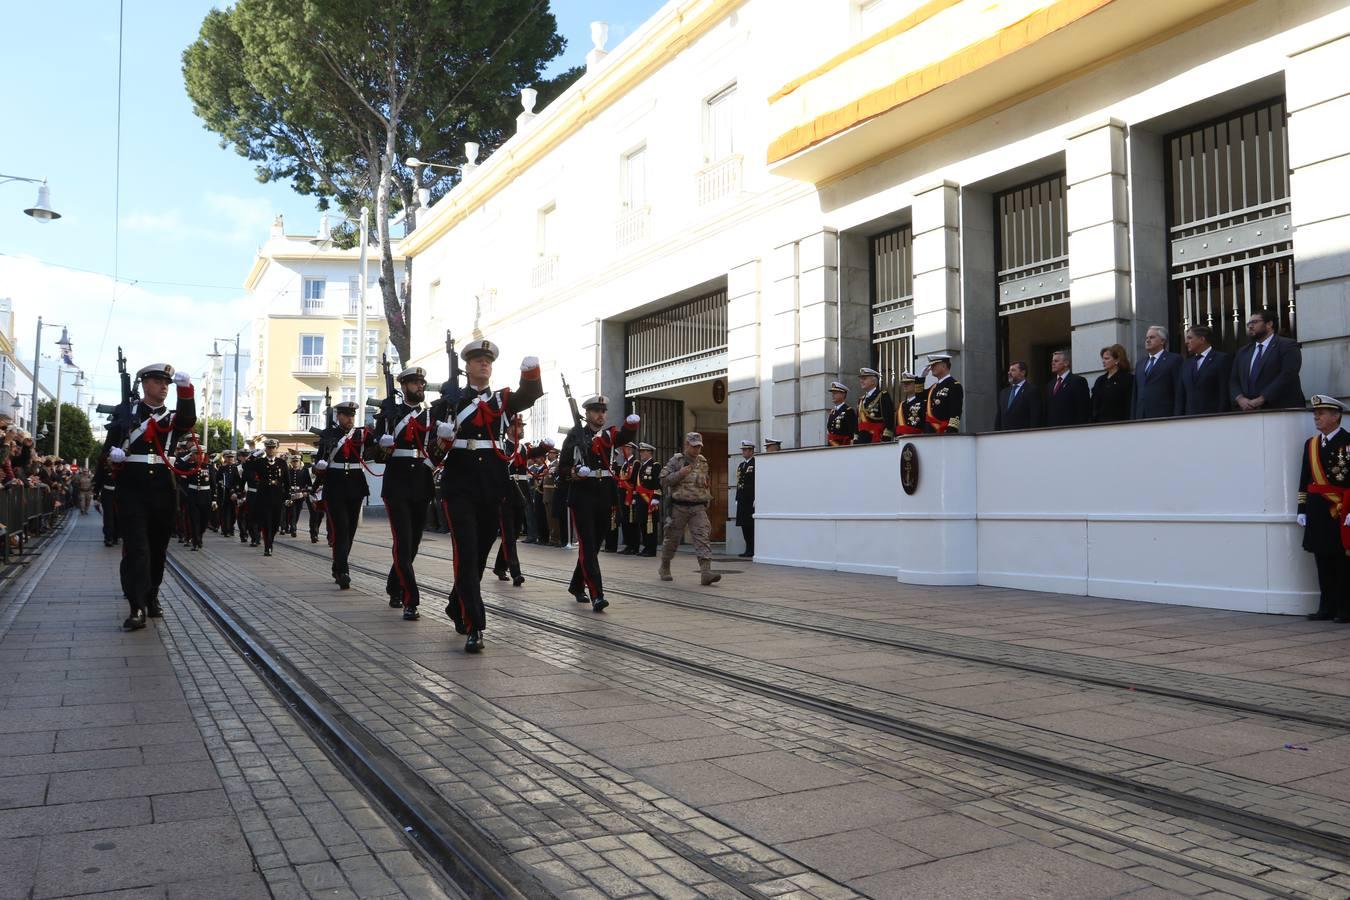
[401,0,1350,608]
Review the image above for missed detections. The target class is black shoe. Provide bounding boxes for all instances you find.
[639,550,656,557]
[592,596,609,613]
[147,602,163,618]
[123,609,146,631]
[389,596,403,608]
[1308,612,1335,621]
[494,570,509,581]
[571,590,589,603]
[250,540,259,547]
[263,548,272,557]
[311,535,318,544]
[336,573,351,590]
[403,605,420,621]
[513,576,525,587]
[465,630,483,653]
[738,551,753,558]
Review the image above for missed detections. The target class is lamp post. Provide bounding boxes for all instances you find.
[29,318,66,437]
[211,334,242,451]
[311,208,370,420]
[0,173,61,222]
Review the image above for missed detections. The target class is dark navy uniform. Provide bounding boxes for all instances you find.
[97,456,119,547]
[1299,404,1350,621]
[826,403,857,446]
[734,445,755,557]
[855,388,897,444]
[244,445,291,555]
[93,364,197,629]
[378,370,438,615]
[179,450,214,550]
[634,450,661,556]
[314,411,375,588]
[618,450,641,554]
[438,345,543,647]
[923,376,964,433]
[493,439,549,584]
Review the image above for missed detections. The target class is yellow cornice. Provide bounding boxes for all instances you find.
[767,0,1117,165]
[401,0,743,258]
[244,256,268,291]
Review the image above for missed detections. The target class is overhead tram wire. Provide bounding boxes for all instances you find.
[93,0,126,384]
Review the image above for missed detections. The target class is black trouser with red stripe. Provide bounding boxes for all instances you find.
[187,492,211,548]
[384,496,427,608]
[568,485,609,599]
[492,492,525,581]
[325,492,361,576]
[444,493,497,633]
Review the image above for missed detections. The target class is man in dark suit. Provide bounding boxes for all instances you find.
[995,361,1041,430]
[1044,350,1091,427]
[1231,308,1303,412]
[1178,325,1231,416]
[1132,325,1183,419]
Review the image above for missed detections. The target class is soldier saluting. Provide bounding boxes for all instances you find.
[854,367,896,444]
[95,363,196,631]
[1299,395,1350,621]
[244,438,291,556]
[313,400,375,589]
[436,340,543,652]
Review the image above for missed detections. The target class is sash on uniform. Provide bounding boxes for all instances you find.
[1307,436,1350,549]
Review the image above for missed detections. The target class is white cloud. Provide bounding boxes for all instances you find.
[121,191,275,245]
[0,254,255,411]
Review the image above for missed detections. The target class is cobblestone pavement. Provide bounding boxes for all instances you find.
[0,514,459,900]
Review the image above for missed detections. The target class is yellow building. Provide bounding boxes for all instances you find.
[243,216,404,452]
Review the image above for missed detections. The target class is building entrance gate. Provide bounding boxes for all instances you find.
[996,174,1070,380]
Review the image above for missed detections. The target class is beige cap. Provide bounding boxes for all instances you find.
[684,432,703,446]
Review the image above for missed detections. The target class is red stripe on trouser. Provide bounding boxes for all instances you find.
[444,503,469,627]
[570,509,597,596]
[387,513,411,605]
[498,508,512,565]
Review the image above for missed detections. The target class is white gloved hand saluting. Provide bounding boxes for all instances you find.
[577,466,592,479]
[436,422,456,440]
[172,371,191,387]
[1297,514,1307,527]
[379,434,396,449]
[521,356,540,372]
[109,447,126,464]
[625,414,640,427]
[314,460,328,471]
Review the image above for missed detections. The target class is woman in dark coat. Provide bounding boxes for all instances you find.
[1092,344,1135,423]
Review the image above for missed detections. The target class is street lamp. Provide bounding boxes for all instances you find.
[52,329,74,459]
[210,335,242,451]
[311,207,371,427]
[0,173,61,221]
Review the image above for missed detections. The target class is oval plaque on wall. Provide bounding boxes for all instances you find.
[900,442,919,495]
[712,380,726,404]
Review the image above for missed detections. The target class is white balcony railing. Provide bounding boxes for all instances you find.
[302,297,325,314]
[292,355,329,375]
[531,254,559,289]
[697,154,743,206]
[295,413,324,431]
[615,206,650,249]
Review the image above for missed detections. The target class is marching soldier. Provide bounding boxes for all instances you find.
[1299,395,1350,622]
[491,418,547,587]
[174,440,193,545]
[826,381,857,446]
[237,445,258,546]
[619,442,641,554]
[94,362,196,630]
[734,440,755,558]
[437,341,543,651]
[215,451,238,537]
[922,353,963,433]
[304,459,325,544]
[286,456,309,536]
[854,367,896,444]
[633,442,661,557]
[313,400,374,588]
[245,438,291,556]
[557,395,641,612]
[658,432,722,586]
[377,367,438,619]
[179,443,214,551]
[95,453,119,547]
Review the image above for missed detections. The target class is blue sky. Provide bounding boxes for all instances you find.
[0,0,665,409]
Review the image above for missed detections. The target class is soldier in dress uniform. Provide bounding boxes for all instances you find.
[658,432,723,586]
[94,453,120,547]
[854,367,897,444]
[245,438,291,556]
[303,458,326,544]
[491,420,549,587]
[921,354,963,433]
[826,382,857,446]
[734,440,756,558]
[215,451,238,537]
[633,442,661,557]
[313,400,374,589]
[557,394,641,612]
[377,367,438,620]
[602,441,629,554]
[178,443,214,551]
[94,362,196,630]
[1298,395,1350,622]
[619,442,641,554]
[237,445,259,546]
[436,340,543,651]
[286,456,309,536]
[895,373,927,436]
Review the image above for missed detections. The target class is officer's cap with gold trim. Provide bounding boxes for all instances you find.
[1310,394,1347,413]
[396,366,427,383]
[764,437,781,447]
[459,339,499,363]
[638,442,655,452]
[859,367,881,378]
[828,381,848,394]
[625,441,638,450]
[927,353,953,364]
[582,394,608,410]
[137,363,174,381]
[333,401,359,414]
[221,450,235,457]
[740,440,755,449]
[263,438,279,448]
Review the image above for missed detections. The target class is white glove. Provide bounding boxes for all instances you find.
[284,500,292,507]
[625,414,640,427]
[109,447,126,464]
[1297,514,1307,527]
[1344,514,1350,527]
[314,460,328,471]
[211,502,218,511]
[172,371,191,387]
[543,438,555,448]
[577,466,592,478]
[379,434,396,449]
[521,356,540,371]
[436,422,456,440]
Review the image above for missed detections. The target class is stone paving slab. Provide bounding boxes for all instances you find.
[0,515,459,900]
[175,527,1350,897]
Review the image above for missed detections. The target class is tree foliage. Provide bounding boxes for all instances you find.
[197,417,237,456]
[183,0,581,363]
[35,401,95,463]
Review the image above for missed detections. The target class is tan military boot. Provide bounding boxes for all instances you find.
[658,558,673,581]
[699,559,721,586]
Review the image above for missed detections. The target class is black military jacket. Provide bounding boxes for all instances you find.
[244,453,292,497]
[735,456,756,526]
[316,425,374,500]
[827,403,857,446]
[1299,428,1350,556]
[855,388,897,443]
[94,394,198,494]
[438,374,543,502]
[379,400,437,502]
[923,377,964,433]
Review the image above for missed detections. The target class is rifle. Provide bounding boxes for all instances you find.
[308,386,331,437]
[368,353,398,430]
[96,347,135,419]
[432,330,461,421]
[560,373,583,430]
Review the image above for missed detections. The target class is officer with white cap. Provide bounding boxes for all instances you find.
[314,400,377,589]
[855,367,897,443]
[734,439,756,558]
[921,353,963,433]
[378,366,437,620]
[93,362,197,630]
[243,437,292,556]
[826,381,857,446]
[1298,394,1350,621]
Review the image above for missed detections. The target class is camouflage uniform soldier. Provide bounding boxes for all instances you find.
[658,432,723,587]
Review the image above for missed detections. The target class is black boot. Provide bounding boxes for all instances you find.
[513,575,525,587]
[402,604,420,621]
[465,630,483,653]
[591,596,609,613]
[388,595,403,609]
[147,601,163,619]
[336,573,351,590]
[571,589,589,603]
[493,569,509,581]
[123,608,146,631]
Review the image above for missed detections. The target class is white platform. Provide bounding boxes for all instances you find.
[755,410,1320,614]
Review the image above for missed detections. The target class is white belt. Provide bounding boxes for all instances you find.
[390,448,424,458]
[245,486,256,493]
[510,474,531,481]
[103,485,116,492]
[122,454,160,464]
[189,485,212,491]
[579,470,613,479]
[328,462,362,471]
[452,438,501,451]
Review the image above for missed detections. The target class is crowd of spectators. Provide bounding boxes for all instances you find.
[995,308,1303,431]
[0,413,78,505]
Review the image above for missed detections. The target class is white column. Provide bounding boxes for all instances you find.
[1067,118,1132,382]
[1288,33,1350,401]
[910,181,962,365]
[725,259,760,556]
[797,229,840,448]
[769,239,801,447]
